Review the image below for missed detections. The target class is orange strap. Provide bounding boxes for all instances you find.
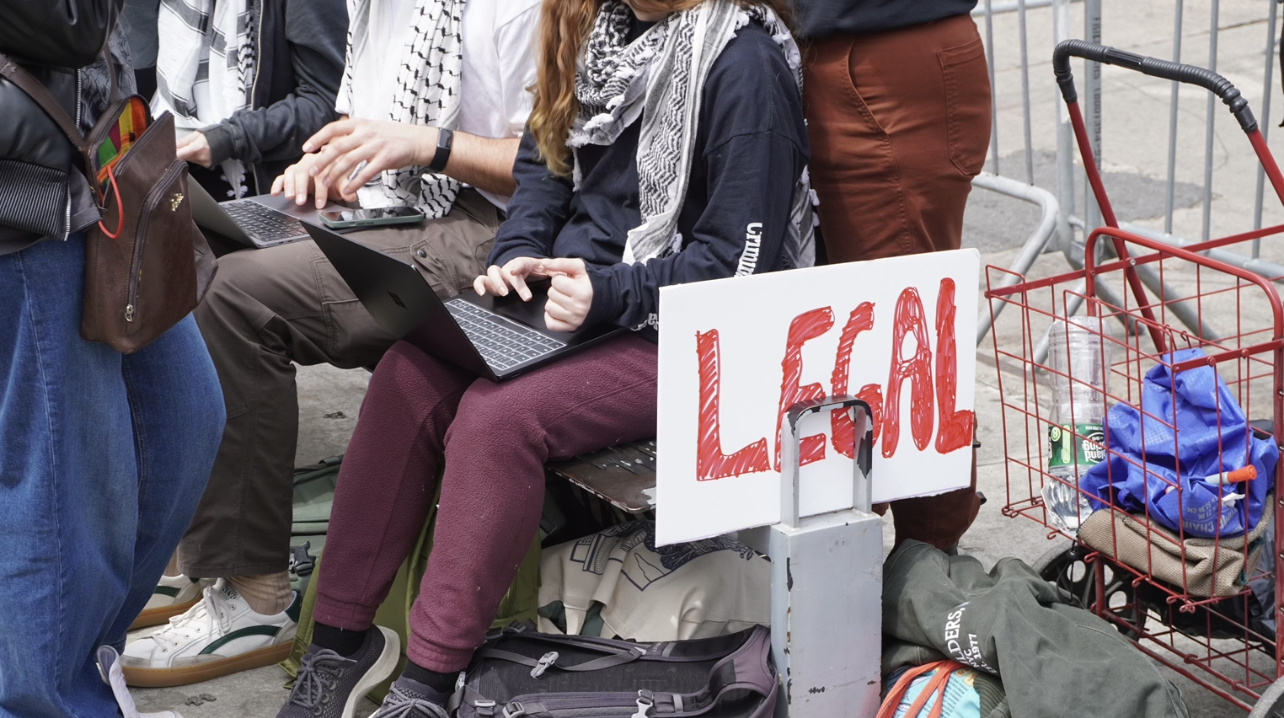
[97,165,124,239]
[876,660,966,718]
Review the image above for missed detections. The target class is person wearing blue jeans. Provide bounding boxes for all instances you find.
[0,231,226,716]
[1,3,225,713]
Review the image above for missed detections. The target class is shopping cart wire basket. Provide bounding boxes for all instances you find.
[986,40,1284,712]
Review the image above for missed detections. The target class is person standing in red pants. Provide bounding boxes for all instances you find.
[797,1,992,549]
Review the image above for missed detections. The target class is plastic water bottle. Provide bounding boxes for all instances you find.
[1044,315,1113,532]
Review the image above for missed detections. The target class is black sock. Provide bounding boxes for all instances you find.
[401,661,457,694]
[312,622,367,658]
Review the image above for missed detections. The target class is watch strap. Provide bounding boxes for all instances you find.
[427,128,454,174]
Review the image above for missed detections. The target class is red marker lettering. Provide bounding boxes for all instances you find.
[830,302,882,457]
[934,278,973,453]
[695,329,771,480]
[883,288,934,458]
[774,308,834,471]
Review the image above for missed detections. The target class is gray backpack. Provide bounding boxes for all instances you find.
[452,624,777,718]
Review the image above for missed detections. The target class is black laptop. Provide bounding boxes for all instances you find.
[189,180,314,248]
[305,223,622,381]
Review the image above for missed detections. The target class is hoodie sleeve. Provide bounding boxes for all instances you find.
[487,131,575,268]
[202,0,347,167]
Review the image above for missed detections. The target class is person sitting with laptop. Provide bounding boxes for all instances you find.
[154,0,348,200]
[121,0,542,690]
[276,0,813,713]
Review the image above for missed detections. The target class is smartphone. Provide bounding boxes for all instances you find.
[319,206,425,229]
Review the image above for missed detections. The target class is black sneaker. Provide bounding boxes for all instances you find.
[371,676,452,718]
[277,626,400,718]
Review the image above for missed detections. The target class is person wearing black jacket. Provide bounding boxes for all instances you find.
[154,0,348,198]
[795,0,991,552]
[0,2,225,715]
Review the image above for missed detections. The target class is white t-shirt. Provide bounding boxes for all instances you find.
[337,0,541,211]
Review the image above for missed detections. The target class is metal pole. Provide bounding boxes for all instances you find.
[1164,0,1184,235]
[1200,0,1220,243]
[1054,0,1076,253]
[984,0,1000,176]
[1253,0,1280,254]
[1018,0,1034,184]
[1084,0,1103,238]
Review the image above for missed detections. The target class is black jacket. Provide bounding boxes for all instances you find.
[199,0,347,192]
[0,0,122,253]
[489,23,809,334]
[794,0,976,41]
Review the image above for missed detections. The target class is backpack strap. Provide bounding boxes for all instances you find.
[474,646,646,676]
[0,52,86,152]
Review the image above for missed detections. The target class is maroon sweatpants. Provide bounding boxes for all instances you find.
[312,335,657,671]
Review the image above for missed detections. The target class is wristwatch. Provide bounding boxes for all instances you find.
[427,128,454,173]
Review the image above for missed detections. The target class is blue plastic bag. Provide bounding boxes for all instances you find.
[1080,347,1277,538]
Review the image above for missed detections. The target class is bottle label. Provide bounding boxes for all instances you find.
[1049,423,1105,469]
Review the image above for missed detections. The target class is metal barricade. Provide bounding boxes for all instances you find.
[974,0,1284,352]
[1054,0,1284,344]
[971,0,1066,345]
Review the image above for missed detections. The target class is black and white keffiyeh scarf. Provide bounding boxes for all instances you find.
[342,0,465,218]
[156,0,257,196]
[569,0,815,268]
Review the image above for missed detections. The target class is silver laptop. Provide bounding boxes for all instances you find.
[189,180,321,248]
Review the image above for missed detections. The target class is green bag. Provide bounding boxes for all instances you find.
[280,480,541,703]
[288,456,344,595]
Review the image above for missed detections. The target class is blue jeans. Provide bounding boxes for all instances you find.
[0,235,225,718]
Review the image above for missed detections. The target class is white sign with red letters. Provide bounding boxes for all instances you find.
[655,249,980,545]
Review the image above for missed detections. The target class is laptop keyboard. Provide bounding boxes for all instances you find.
[445,299,566,372]
[223,201,306,243]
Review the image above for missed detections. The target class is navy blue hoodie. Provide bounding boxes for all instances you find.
[488,21,809,334]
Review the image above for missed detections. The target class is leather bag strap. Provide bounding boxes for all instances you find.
[0,52,87,152]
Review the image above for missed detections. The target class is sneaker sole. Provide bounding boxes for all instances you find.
[343,627,402,718]
[121,641,294,688]
[128,598,201,631]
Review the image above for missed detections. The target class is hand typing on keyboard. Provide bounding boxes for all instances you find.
[473,257,593,332]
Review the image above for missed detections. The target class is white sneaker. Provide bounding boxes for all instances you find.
[130,575,214,630]
[122,579,299,688]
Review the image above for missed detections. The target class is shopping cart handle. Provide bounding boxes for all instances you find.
[1053,39,1257,133]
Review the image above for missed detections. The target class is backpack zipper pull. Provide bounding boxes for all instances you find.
[125,304,135,322]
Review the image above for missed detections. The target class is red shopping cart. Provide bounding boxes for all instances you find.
[987,41,1284,713]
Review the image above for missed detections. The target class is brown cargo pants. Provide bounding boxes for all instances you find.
[803,14,992,549]
[180,189,501,577]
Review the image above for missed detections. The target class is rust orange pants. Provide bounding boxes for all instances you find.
[804,13,991,548]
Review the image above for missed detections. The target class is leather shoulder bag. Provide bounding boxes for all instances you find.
[0,51,217,353]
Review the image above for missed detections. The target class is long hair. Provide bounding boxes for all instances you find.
[529,0,795,177]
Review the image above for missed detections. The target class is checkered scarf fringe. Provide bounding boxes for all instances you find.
[342,0,465,218]
[568,0,814,268]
